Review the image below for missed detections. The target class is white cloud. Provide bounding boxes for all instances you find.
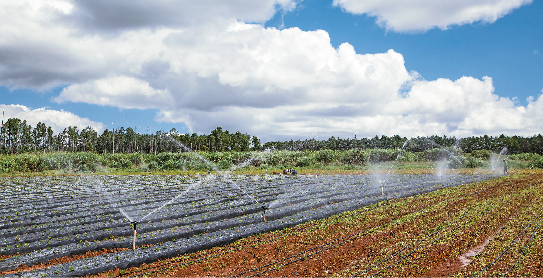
[55,76,174,110]
[1,1,543,141]
[0,104,104,134]
[333,0,532,32]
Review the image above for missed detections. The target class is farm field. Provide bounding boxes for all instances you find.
[92,170,542,277]
[0,170,539,276]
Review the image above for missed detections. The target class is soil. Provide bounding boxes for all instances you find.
[0,248,129,275]
[92,170,542,277]
[425,229,502,277]
[0,245,154,275]
[4,170,541,277]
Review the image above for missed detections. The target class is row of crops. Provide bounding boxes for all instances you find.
[0,173,496,276]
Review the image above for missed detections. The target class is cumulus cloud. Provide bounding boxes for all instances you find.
[55,76,174,110]
[63,0,297,33]
[1,1,543,141]
[0,0,298,89]
[332,0,532,32]
[0,104,104,134]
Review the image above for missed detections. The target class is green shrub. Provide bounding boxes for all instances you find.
[368,149,397,163]
[447,156,467,169]
[218,159,233,170]
[466,157,484,168]
[418,148,446,161]
[296,156,314,167]
[147,161,159,170]
[315,149,338,165]
[529,157,543,169]
[395,150,417,162]
[0,157,20,173]
[162,159,182,170]
[509,153,541,161]
[471,149,492,160]
[127,153,142,166]
[342,149,368,165]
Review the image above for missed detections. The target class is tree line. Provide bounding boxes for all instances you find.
[0,118,261,154]
[1,117,542,155]
[263,134,543,155]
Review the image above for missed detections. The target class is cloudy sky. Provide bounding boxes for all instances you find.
[1,0,542,142]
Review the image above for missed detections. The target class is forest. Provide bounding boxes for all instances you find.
[1,117,543,155]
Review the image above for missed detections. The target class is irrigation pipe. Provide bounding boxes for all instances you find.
[365,177,535,277]
[236,177,515,277]
[347,179,514,274]
[346,179,516,276]
[365,195,507,278]
[133,196,390,278]
[238,180,505,278]
[126,176,510,277]
[502,208,543,276]
[124,223,319,278]
[470,201,543,277]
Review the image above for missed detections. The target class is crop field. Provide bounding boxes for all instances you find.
[93,170,542,277]
[0,171,494,277]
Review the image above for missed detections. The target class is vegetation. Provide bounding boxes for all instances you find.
[1,117,543,155]
[0,117,542,174]
[0,148,541,174]
[95,170,543,277]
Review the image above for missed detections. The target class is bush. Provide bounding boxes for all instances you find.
[127,153,142,166]
[509,153,542,161]
[218,159,233,170]
[13,154,41,172]
[447,156,467,169]
[368,149,397,163]
[295,156,312,167]
[466,157,484,168]
[315,149,338,165]
[0,157,20,173]
[342,149,368,165]
[529,157,543,169]
[395,150,417,162]
[162,159,182,170]
[471,149,492,160]
[261,150,297,167]
[147,161,160,171]
[418,148,448,161]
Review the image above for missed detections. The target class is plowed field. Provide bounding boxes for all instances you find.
[97,170,543,277]
[3,170,541,277]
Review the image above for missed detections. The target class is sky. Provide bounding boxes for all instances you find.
[0,0,542,142]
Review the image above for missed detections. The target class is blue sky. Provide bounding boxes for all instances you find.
[265,0,542,104]
[0,0,542,142]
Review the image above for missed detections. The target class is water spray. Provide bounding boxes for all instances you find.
[131,221,138,250]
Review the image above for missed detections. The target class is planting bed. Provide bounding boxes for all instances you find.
[0,172,495,276]
[94,170,542,277]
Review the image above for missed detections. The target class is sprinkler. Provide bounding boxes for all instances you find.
[131,221,138,250]
[261,205,267,223]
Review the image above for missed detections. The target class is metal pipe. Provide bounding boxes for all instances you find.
[131,222,138,250]
[262,205,267,223]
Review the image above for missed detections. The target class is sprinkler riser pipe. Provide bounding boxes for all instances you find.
[131,222,138,250]
[133,230,137,250]
[261,205,267,222]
